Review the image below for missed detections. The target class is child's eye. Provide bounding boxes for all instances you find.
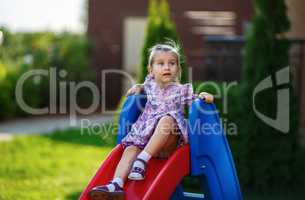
[168,62,176,67]
[156,62,164,66]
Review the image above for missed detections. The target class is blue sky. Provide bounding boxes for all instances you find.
[0,0,86,32]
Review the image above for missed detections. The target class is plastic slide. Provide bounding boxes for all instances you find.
[79,95,243,200]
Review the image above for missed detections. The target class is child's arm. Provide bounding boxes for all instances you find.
[182,84,214,105]
[182,83,195,106]
[125,74,154,96]
[126,84,144,96]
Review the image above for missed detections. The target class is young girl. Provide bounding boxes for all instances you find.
[89,43,213,200]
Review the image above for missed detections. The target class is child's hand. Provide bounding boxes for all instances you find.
[126,84,144,96]
[198,92,214,103]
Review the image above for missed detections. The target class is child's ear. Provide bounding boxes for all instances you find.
[147,66,153,75]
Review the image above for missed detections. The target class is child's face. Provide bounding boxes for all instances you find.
[149,52,180,86]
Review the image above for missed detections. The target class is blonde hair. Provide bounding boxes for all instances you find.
[148,40,182,81]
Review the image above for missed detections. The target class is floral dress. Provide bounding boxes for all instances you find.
[121,74,195,149]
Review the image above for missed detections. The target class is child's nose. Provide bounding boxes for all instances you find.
[163,64,170,69]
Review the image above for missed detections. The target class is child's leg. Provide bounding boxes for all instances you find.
[113,145,141,181]
[90,145,141,196]
[144,115,178,156]
[128,115,178,180]
[155,133,178,158]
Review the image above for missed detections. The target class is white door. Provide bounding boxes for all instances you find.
[122,17,147,92]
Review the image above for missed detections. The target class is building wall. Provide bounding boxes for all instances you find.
[286,0,305,143]
[286,0,305,39]
[88,0,253,109]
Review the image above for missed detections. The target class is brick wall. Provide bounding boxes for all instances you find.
[88,0,253,109]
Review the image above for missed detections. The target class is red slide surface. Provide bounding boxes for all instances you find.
[79,144,190,200]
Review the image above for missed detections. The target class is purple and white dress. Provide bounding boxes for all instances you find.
[121,74,195,149]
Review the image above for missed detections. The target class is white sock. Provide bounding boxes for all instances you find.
[112,177,124,188]
[128,151,152,179]
[133,150,152,169]
[106,177,124,192]
[138,150,152,162]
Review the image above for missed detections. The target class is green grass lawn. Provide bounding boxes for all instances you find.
[0,126,301,200]
[0,127,116,200]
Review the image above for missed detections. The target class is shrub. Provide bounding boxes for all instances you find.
[0,27,95,119]
[237,0,305,194]
[138,0,188,84]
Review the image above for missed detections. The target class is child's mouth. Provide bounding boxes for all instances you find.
[163,73,171,77]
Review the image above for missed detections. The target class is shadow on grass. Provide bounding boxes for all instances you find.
[66,190,82,200]
[43,123,117,147]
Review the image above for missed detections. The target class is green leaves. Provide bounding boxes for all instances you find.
[238,0,304,194]
[0,27,94,119]
[138,0,187,83]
